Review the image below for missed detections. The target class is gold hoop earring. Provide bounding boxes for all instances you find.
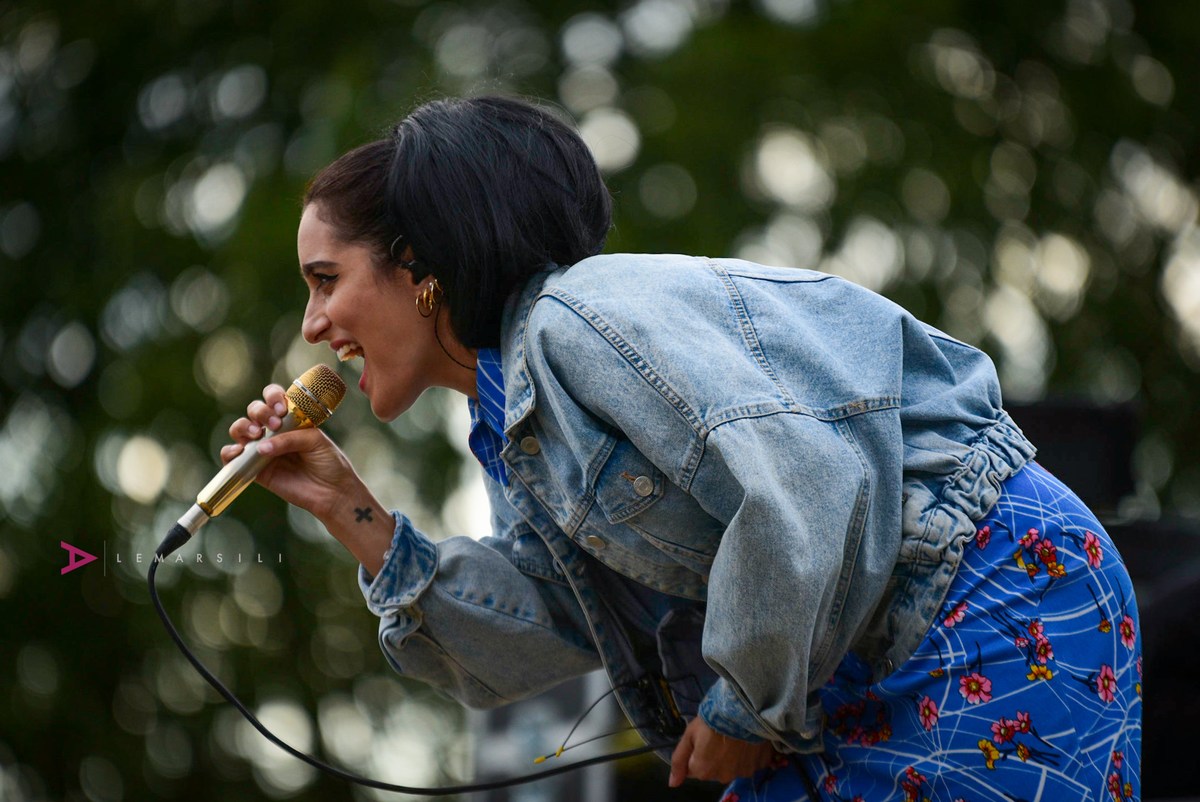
[416,279,442,318]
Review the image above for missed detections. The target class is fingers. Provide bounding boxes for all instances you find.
[219,442,244,465]
[226,384,291,446]
[669,728,695,788]
[668,717,780,787]
[253,427,325,458]
[220,427,331,476]
[247,384,289,429]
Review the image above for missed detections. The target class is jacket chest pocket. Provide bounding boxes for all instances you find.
[585,439,724,583]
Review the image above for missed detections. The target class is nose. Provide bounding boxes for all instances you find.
[301,293,327,344]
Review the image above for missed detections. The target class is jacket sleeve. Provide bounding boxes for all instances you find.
[526,293,898,752]
[687,410,877,749]
[358,477,601,708]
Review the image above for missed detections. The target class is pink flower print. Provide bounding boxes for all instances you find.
[1027,619,1045,639]
[1035,638,1054,665]
[1015,710,1031,732]
[1107,772,1121,797]
[944,600,968,628]
[960,672,993,704]
[1014,635,1030,649]
[824,773,838,793]
[918,696,938,730]
[1112,749,1124,769]
[1119,615,1136,650]
[1097,664,1117,703]
[976,525,992,548]
[991,718,1017,744]
[1035,539,1058,565]
[902,766,927,801]
[1084,531,1103,568]
[1019,528,1040,548]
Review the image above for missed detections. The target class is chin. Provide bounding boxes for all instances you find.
[369,389,420,422]
[369,398,403,422]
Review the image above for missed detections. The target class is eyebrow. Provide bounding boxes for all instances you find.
[300,260,337,278]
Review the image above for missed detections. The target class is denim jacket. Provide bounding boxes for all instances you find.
[358,254,1035,758]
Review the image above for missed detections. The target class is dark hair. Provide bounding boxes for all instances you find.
[304,139,397,266]
[304,96,612,348]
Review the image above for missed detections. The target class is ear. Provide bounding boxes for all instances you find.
[393,261,426,296]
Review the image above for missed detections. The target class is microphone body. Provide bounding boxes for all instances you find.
[196,405,305,519]
[169,365,346,549]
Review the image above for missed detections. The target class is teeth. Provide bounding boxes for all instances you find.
[337,343,364,362]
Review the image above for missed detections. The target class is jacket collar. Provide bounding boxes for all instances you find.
[498,266,566,436]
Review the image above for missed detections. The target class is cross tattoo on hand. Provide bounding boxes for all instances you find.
[354,507,374,523]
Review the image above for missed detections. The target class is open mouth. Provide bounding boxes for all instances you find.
[336,343,364,362]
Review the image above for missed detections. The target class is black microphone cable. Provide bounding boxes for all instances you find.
[148,523,676,796]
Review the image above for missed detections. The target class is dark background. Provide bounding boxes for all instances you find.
[1,0,1198,799]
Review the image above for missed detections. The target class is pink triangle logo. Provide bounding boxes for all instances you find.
[60,541,98,575]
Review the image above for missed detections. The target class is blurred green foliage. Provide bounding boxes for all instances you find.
[1,0,1198,799]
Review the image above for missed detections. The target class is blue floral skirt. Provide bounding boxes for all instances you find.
[722,462,1142,802]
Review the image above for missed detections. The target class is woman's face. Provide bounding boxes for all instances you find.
[297,203,444,420]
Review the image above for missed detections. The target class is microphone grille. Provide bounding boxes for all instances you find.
[286,364,347,426]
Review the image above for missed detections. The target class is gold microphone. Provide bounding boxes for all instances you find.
[173,364,347,539]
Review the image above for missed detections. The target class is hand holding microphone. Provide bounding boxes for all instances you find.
[217,366,361,520]
[161,363,394,576]
[163,365,348,556]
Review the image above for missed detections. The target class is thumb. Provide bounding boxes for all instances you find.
[256,426,328,458]
[669,728,694,788]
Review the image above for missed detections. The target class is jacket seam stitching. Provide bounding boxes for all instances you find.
[708,262,795,404]
[808,415,874,675]
[539,289,705,433]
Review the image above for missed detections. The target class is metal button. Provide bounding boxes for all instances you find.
[584,535,607,550]
[632,475,654,497]
[519,436,541,455]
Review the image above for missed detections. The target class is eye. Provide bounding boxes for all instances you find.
[311,272,337,288]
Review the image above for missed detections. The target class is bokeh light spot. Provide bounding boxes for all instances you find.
[579,107,640,173]
[561,13,623,67]
[47,320,96,388]
[751,127,835,212]
[638,163,697,220]
[115,435,170,504]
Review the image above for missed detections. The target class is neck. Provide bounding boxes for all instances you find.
[433,309,479,398]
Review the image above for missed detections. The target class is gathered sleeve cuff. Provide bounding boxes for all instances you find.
[357,511,439,627]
